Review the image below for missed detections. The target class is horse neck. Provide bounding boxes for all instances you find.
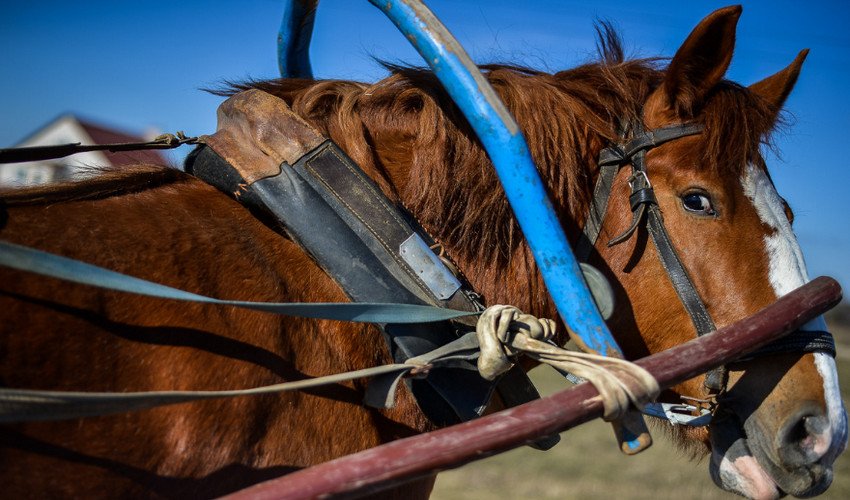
[282,70,629,334]
[360,107,598,334]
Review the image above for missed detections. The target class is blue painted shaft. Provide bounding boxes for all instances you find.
[367,0,622,356]
[275,0,622,355]
[277,0,317,78]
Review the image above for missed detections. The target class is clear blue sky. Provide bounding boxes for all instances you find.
[1,1,848,292]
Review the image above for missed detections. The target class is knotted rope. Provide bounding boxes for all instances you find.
[476,305,660,421]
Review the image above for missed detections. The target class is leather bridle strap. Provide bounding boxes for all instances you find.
[574,123,703,261]
[574,162,619,261]
[577,120,727,391]
[645,203,717,337]
[579,118,837,395]
[609,120,727,392]
[741,329,835,360]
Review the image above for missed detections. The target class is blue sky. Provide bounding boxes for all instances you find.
[1,0,848,292]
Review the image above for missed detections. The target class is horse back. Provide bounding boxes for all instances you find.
[0,166,431,498]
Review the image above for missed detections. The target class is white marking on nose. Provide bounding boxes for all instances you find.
[814,353,849,462]
[742,164,847,462]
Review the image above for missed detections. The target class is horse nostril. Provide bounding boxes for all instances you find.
[777,408,831,467]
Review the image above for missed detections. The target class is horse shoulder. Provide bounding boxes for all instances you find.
[0,169,428,496]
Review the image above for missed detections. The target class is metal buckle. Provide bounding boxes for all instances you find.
[641,402,713,427]
[628,170,652,190]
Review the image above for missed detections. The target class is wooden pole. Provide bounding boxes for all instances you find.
[224,277,842,500]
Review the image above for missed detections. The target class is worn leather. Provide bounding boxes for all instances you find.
[187,90,550,433]
[200,89,324,184]
[574,163,619,261]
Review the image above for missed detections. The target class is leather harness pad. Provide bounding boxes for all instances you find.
[185,89,548,429]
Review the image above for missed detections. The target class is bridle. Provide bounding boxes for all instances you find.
[575,114,836,401]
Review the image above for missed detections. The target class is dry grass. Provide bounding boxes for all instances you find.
[432,316,850,499]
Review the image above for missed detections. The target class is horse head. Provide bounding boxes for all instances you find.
[589,6,846,498]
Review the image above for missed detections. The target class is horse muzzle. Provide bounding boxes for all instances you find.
[708,349,848,499]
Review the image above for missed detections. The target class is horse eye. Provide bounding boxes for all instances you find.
[682,192,717,217]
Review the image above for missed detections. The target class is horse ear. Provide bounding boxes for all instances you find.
[749,49,809,122]
[659,5,742,116]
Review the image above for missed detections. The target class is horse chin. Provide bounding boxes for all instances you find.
[709,415,834,499]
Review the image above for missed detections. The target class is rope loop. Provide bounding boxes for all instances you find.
[476,305,660,421]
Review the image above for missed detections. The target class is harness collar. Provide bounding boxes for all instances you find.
[184,89,558,444]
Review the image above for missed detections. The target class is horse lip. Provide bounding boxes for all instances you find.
[746,430,834,498]
[708,411,779,498]
[711,407,835,498]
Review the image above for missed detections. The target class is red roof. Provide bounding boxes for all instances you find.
[77,118,169,167]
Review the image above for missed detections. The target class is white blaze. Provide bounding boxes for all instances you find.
[742,164,808,295]
[742,163,848,460]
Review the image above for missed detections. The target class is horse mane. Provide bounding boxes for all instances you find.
[220,24,778,266]
[3,25,778,266]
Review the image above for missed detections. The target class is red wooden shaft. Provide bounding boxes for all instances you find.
[224,276,842,500]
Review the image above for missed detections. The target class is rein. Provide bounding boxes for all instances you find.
[0,132,200,164]
[0,241,656,428]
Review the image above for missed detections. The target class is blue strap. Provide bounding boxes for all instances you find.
[0,240,476,324]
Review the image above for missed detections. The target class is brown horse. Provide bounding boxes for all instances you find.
[0,5,844,499]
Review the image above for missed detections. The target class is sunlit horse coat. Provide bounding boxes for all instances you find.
[0,5,845,499]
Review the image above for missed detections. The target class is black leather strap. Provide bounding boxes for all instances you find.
[597,123,703,167]
[645,206,716,335]
[577,123,703,260]
[621,122,725,391]
[740,330,836,360]
[575,163,619,261]
[580,120,729,390]
[187,141,552,436]
[610,135,720,356]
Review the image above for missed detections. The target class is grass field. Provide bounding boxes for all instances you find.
[431,316,850,500]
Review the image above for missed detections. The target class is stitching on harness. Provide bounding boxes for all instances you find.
[304,146,438,302]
